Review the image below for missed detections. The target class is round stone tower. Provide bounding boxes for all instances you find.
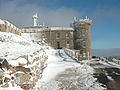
[72,17,92,60]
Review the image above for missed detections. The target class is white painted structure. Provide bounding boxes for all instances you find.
[32,13,38,26]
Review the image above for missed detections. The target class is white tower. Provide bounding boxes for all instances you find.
[32,13,38,26]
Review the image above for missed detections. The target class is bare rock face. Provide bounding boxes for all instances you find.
[21,84,34,90]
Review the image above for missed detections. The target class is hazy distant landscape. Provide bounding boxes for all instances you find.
[92,48,120,57]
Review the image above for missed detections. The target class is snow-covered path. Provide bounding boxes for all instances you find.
[40,49,80,82]
[34,49,104,90]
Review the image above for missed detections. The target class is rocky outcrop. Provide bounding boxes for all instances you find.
[0,58,11,71]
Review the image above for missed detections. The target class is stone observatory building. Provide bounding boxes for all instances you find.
[22,14,92,60]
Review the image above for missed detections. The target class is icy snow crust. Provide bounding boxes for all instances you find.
[99,60,120,69]
[0,32,46,64]
[0,32,105,90]
[0,19,5,24]
[34,50,105,90]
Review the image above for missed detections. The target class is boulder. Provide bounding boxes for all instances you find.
[0,58,10,71]
[4,77,11,83]
[15,66,31,73]
[15,73,31,85]
[0,78,3,84]
[1,82,9,88]
[21,84,34,90]
[0,71,4,78]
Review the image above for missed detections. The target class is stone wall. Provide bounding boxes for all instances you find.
[0,49,48,89]
[0,19,21,35]
[64,48,92,61]
[22,27,74,49]
[64,48,81,61]
[45,29,74,49]
[72,19,92,60]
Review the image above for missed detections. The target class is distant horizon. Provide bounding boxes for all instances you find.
[92,48,120,57]
[92,47,120,50]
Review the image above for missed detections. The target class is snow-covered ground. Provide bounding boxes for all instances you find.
[0,32,49,90]
[39,49,80,82]
[33,49,105,90]
[0,32,107,90]
[99,60,120,69]
[0,32,48,66]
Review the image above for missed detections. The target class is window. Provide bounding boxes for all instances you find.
[83,41,86,46]
[66,41,70,48]
[80,50,84,54]
[82,29,86,33]
[57,42,61,49]
[80,22,85,27]
[66,41,69,44]
[82,41,86,48]
[24,30,26,32]
[66,33,69,38]
[82,29,86,36]
[80,22,85,29]
[56,33,60,39]
[70,32,73,37]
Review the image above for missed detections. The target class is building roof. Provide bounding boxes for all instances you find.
[24,25,48,29]
[50,27,74,31]
[0,19,5,24]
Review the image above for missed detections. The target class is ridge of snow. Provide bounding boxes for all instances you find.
[34,50,105,90]
[0,19,5,24]
[0,32,48,65]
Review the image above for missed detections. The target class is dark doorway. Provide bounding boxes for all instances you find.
[57,42,61,49]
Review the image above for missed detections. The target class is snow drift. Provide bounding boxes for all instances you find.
[0,32,47,61]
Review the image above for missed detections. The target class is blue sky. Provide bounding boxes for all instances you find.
[0,0,120,49]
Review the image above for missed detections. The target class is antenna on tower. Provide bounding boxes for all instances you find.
[73,17,77,21]
[32,13,38,26]
[85,16,89,19]
[43,22,45,26]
